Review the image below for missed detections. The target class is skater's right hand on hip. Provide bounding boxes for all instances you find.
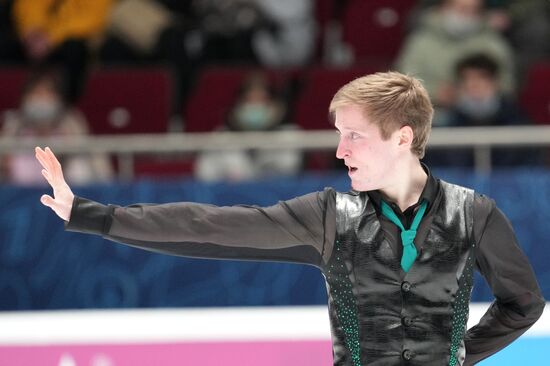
[35,146,75,222]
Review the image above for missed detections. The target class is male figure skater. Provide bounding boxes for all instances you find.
[36,72,544,365]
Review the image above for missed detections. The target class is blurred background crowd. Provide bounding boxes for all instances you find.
[0,3,549,343]
[0,0,549,185]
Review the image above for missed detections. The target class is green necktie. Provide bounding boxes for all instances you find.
[380,199,428,272]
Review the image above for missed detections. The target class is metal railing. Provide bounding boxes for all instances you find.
[1,126,549,179]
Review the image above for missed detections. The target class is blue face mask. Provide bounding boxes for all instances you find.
[456,94,500,121]
[235,103,273,130]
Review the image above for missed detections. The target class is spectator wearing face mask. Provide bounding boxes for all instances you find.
[0,71,114,185]
[395,0,515,126]
[194,72,302,182]
[424,52,540,167]
[449,52,524,127]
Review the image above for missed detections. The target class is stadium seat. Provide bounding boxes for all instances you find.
[78,68,172,134]
[293,65,382,130]
[183,67,253,132]
[133,155,195,178]
[520,62,550,124]
[315,0,336,28]
[0,67,28,116]
[341,0,416,64]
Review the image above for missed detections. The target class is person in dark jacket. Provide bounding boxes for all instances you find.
[35,71,544,366]
[425,52,541,167]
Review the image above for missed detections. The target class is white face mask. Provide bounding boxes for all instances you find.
[442,10,482,38]
[22,98,62,123]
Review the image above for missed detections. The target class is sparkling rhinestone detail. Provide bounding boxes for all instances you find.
[448,241,476,366]
[326,240,361,366]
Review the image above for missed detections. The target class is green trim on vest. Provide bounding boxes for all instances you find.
[329,181,475,365]
[326,239,362,366]
[448,240,476,366]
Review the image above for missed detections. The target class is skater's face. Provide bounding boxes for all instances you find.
[334,104,402,192]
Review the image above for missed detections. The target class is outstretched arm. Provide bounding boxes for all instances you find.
[35,146,74,221]
[35,146,336,267]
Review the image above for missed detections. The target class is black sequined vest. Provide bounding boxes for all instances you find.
[322,181,475,366]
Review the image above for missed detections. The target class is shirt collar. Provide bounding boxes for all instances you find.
[368,163,438,214]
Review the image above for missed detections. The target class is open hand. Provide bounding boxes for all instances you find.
[35,147,74,221]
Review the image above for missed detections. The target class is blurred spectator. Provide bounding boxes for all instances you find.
[424,52,540,167]
[494,0,550,84]
[395,0,515,125]
[195,72,302,182]
[192,0,274,64]
[407,0,550,83]
[100,0,200,113]
[448,53,525,127]
[0,71,113,185]
[11,0,113,104]
[251,0,316,67]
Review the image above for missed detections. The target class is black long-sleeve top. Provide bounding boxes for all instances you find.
[66,173,544,365]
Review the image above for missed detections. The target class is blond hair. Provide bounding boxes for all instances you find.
[329,71,433,158]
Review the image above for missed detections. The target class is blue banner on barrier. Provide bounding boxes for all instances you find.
[0,169,548,310]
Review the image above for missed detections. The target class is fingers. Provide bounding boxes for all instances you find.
[35,146,54,173]
[41,169,52,185]
[35,146,64,183]
[40,194,54,208]
[35,147,49,170]
[41,193,71,221]
[45,147,64,180]
[36,147,56,185]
